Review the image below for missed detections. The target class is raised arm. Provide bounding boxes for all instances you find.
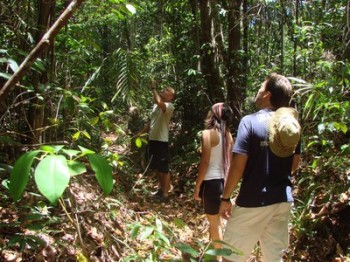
[151,80,167,112]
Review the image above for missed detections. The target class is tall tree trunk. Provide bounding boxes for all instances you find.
[28,0,55,144]
[226,0,244,128]
[210,1,226,89]
[199,0,223,103]
[189,0,201,72]
[344,0,350,60]
[242,0,248,91]
[280,0,285,72]
[293,0,299,76]
[181,0,207,125]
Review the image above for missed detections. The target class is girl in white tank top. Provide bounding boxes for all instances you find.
[204,131,225,180]
[194,103,234,258]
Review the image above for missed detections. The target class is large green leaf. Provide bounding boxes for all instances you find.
[139,226,154,241]
[130,223,141,239]
[34,155,70,205]
[67,160,86,176]
[176,242,199,257]
[62,149,81,159]
[155,231,170,246]
[78,146,96,156]
[40,145,65,154]
[204,247,233,256]
[9,150,40,201]
[87,154,113,196]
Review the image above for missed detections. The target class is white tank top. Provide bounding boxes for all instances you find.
[204,132,224,180]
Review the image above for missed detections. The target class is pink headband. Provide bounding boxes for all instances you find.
[212,102,224,119]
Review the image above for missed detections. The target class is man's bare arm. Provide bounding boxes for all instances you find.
[151,80,166,112]
[219,153,248,219]
[291,154,301,174]
[221,153,248,199]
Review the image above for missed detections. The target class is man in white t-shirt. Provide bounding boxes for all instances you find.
[148,80,175,202]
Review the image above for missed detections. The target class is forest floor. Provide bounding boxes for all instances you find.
[0,135,262,262]
[0,133,349,261]
[0,166,263,262]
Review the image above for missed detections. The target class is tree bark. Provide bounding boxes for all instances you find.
[210,1,226,86]
[293,0,300,76]
[199,0,223,103]
[0,0,85,104]
[280,0,285,72]
[27,0,55,144]
[344,0,350,60]
[226,0,244,128]
[189,0,201,72]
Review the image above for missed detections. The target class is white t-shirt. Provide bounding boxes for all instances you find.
[149,102,174,142]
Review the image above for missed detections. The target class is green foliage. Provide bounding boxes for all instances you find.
[125,217,174,261]
[290,41,350,258]
[109,48,143,106]
[9,145,113,205]
[1,0,350,260]
[125,213,241,261]
[34,155,71,204]
[65,91,119,149]
[9,150,40,201]
[4,201,59,250]
[87,153,113,195]
[177,240,241,261]
[301,76,349,159]
[7,235,46,251]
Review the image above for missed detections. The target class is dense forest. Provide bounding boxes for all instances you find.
[0,0,349,261]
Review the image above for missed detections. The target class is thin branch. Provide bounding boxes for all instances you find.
[0,0,85,104]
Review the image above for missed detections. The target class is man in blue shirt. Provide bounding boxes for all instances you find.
[220,73,301,262]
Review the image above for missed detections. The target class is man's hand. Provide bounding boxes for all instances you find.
[151,79,157,90]
[219,201,233,220]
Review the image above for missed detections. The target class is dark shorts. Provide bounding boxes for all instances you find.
[149,140,169,173]
[199,179,224,215]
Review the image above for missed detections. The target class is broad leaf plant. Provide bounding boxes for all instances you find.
[9,145,113,205]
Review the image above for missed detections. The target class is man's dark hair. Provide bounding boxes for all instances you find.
[265,73,293,108]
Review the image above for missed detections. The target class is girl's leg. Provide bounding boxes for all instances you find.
[207,214,223,260]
